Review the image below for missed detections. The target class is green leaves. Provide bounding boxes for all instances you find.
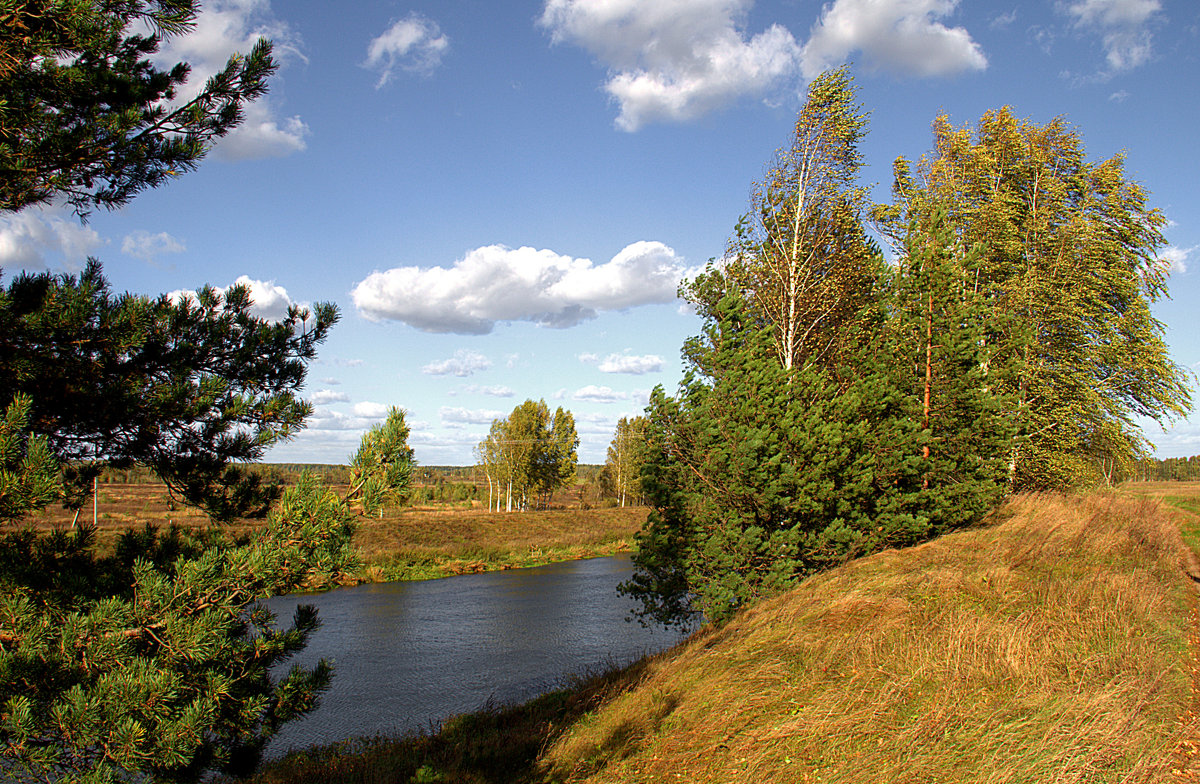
[475,399,578,512]
[0,475,359,782]
[881,107,1191,489]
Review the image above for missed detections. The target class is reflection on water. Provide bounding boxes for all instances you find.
[264,554,686,757]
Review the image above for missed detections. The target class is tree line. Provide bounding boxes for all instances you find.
[621,66,1190,628]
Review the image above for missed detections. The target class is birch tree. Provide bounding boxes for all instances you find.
[878,108,1192,489]
[688,66,880,373]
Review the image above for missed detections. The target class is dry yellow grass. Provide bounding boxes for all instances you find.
[539,493,1194,784]
[19,483,648,580]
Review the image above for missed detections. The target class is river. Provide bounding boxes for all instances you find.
[263,554,688,757]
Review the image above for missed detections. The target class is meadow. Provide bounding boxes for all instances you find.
[22,480,648,583]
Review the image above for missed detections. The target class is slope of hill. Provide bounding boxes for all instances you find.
[541,493,1193,783]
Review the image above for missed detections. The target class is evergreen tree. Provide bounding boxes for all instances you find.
[1,0,276,215]
[0,261,338,521]
[348,407,415,518]
[624,294,947,628]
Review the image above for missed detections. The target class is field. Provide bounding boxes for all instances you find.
[19,481,649,582]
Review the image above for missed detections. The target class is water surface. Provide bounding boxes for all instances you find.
[265,554,686,756]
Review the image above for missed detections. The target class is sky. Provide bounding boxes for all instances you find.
[3,0,1199,466]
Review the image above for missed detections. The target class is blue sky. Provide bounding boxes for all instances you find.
[3,0,1199,465]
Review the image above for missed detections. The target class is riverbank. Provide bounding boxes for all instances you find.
[350,505,647,582]
[21,482,650,583]
[239,491,1197,783]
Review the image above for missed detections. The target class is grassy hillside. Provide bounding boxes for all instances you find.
[542,493,1193,783]
[247,492,1197,783]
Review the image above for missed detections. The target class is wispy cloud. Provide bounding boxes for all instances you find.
[573,385,629,403]
[1064,0,1162,72]
[440,406,504,426]
[0,204,103,270]
[365,13,449,86]
[580,351,664,374]
[422,350,493,377]
[121,230,185,264]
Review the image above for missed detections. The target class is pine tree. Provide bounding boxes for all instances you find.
[0,261,338,521]
[349,407,415,518]
[1,0,276,215]
[623,294,943,627]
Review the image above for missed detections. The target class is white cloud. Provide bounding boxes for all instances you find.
[440,406,504,426]
[1160,246,1194,275]
[121,230,185,263]
[1108,89,1130,101]
[352,241,687,333]
[454,384,516,398]
[365,13,449,86]
[574,385,629,403]
[990,9,1017,29]
[353,401,391,419]
[0,205,104,270]
[801,0,987,79]
[310,389,350,404]
[153,0,309,159]
[422,349,493,377]
[230,275,297,321]
[581,351,663,374]
[540,0,801,131]
[168,275,300,322]
[1064,0,1162,71]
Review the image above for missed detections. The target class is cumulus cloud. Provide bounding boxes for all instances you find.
[153,0,309,159]
[801,0,987,79]
[540,0,801,131]
[573,385,629,403]
[169,275,300,322]
[422,350,493,377]
[0,205,104,270]
[353,401,391,419]
[310,389,350,404]
[121,230,185,264]
[352,241,687,333]
[365,13,449,86]
[440,406,504,426]
[580,351,664,374]
[1064,0,1162,71]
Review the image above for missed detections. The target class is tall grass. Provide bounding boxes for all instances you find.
[541,493,1192,783]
